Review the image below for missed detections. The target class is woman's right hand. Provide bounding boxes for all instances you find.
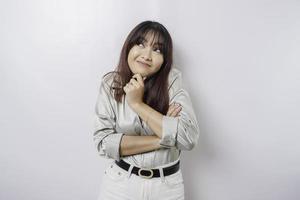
[166,102,182,117]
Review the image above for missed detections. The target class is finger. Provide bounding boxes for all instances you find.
[169,104,182,117]
[167,110,176,117]
[167,103,176,113]
[125,83,133,91]
[167,104,179,116]
[123,85,128,93]
[129,78,140,88]
[132,74,143,85]
[132,74,144,86]
[169,107,181,117]
[167,107,174,116]
[175,106,182,115]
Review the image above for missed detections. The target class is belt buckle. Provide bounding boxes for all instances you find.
[138,168,154,179]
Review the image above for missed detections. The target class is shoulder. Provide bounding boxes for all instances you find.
[169,67,182,79]
[100,71,121,88]
[101,71,117,86]
[99,71,119,95]
[168,67,183,89]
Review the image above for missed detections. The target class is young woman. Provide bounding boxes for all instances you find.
[93,20,200,200]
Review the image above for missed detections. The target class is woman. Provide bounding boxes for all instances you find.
[93,20,200,200]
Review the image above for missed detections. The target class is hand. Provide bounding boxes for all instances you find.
[166,102,182,117]
[123,74,147,109]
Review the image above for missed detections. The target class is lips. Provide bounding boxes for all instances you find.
[137,61,151,68]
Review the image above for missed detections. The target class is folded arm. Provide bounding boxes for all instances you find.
[132,71,200,150]
[93,78,179,161]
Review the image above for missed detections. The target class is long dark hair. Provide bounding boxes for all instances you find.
[104,20,173,115]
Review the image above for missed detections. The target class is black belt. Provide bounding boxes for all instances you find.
[115,159,180,179]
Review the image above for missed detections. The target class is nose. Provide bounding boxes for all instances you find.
[141,47,152,61]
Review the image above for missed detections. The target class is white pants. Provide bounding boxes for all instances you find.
[97,160,185,200]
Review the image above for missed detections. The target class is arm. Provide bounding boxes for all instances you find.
[123,73,164,138]
[93,78,124,161]
[119,103,181,156]
[93,77,180,160]
[130,102,182,139]
[120,135,161,156]
[128,70,200,150]
[159,70,200,150]
[93,84,159,159]
[131,103,164,138]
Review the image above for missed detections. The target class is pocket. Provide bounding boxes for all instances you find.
[104,162,127,182]
[165,170,184,186]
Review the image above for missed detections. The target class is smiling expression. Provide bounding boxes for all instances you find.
[127,32,164,78]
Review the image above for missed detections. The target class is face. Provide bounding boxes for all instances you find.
[127,33,164,78]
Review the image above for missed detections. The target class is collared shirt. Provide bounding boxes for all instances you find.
[93,67,200,168]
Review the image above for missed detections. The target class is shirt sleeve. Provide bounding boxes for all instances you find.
[159,70,200,150]
[93,78,124,161]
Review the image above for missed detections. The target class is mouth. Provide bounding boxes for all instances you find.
[137,61,151,68]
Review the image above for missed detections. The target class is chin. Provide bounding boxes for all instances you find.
[130,67,148,77]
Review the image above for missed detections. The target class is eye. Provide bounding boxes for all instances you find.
[137,43,144,48]
[153,48,161,53]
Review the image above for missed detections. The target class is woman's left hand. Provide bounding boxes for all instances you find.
[123,74,147,110]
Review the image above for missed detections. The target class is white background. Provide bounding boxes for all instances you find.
[1,0,300,199]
